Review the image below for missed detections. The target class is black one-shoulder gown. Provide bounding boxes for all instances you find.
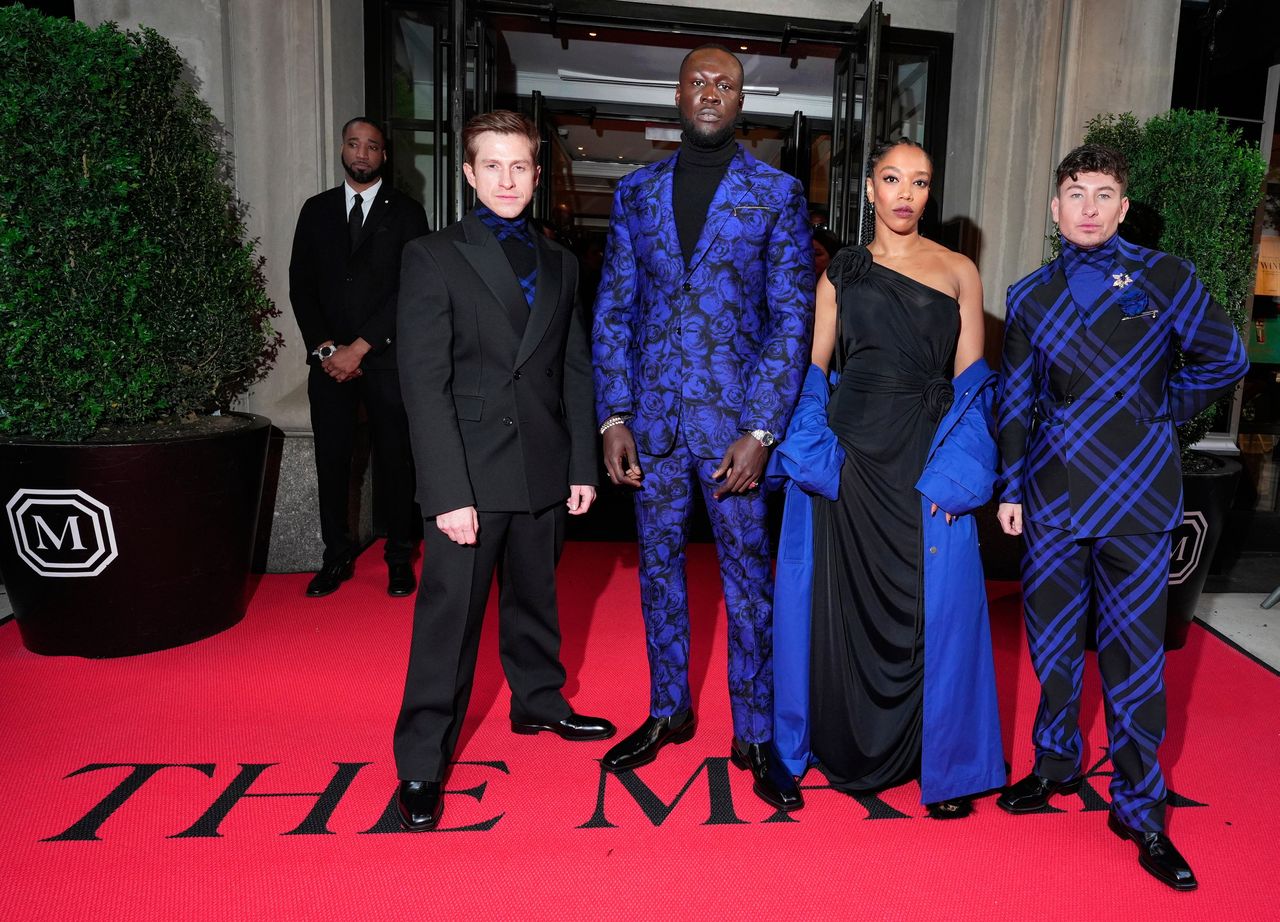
[810,246,959,792]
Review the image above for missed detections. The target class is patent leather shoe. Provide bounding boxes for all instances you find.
[730,738,803,812]
[387,563,416,597]
[396,780,443,832]
[601,712,696,772]
[306,557,354,597]
[1108,812,1197,891]
[926,797,974,820]
[996,771,1083,814]
[511,712,617,741]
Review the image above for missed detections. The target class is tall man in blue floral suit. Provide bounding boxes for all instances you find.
[995,145,1248,890]
[592,44,813,811]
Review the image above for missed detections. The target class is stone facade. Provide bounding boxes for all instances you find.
[945,0,1179,329]
[71,0,1181,569]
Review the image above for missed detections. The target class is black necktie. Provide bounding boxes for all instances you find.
[348,193,364,251]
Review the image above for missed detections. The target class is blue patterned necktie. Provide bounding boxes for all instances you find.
[1061,234,1119,322]
[476,205,536,308]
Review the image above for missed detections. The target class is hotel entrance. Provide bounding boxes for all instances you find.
[362,0,954,539]
[363,0,953,249]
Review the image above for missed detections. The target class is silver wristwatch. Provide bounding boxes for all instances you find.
[311,344,338,361]
[748,429,776,447]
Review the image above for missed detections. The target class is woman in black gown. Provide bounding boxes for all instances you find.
[808,138,986,816]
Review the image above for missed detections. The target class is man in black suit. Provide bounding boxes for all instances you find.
[288,117,430,598]
[392,111,615,831]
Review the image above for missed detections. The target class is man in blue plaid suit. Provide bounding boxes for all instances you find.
[994,145,1248,891]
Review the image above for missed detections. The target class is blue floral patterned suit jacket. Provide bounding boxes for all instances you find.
[997,234,1248,539]
[591,146,814,455]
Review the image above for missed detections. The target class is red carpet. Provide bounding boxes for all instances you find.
[1,541,1278,920]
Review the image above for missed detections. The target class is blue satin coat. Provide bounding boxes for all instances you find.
[768,359,1006,803]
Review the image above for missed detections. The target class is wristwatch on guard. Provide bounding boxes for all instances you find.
[748,429,776,447]
[311,343,338,362]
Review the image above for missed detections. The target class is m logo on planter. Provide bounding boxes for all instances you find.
[6,489,119,578]
[1168,510,1207,586]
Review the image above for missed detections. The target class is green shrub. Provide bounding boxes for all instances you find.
[1077,110,1266,452]
[0,7,281,442]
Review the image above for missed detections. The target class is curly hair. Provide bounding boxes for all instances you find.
[1055,144,1128,191]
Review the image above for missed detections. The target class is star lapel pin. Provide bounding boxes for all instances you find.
[1112,272,1133,289]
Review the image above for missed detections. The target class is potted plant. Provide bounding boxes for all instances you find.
[1079,110,1266,648]
[0,8,282,656]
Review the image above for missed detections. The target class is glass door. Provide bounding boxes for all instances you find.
[370,1,501,227]
[448,0,498,222]
[380,3,449,229]
[781,110,811,186]
[529,90,554,222]
[827,1,883,245]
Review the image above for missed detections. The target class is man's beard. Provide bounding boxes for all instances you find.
[680,113,736,151]
[343,158,382,184]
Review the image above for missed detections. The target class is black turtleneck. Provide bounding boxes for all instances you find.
[673,133,736,265]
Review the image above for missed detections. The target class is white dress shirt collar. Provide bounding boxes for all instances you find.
[344,178,383,219]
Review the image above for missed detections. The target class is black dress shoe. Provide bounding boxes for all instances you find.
[996,771,1084,814]
[601,712,696,772]
[511,712,617,741]
[730,738,804,812]
[387,563,416,597]
[396,780,443,832]
[1108,812,1198,891]
[306,557,354,597]
[926,797,974,820]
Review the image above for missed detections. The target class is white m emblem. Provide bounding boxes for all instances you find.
[1167,510,1207,586]
[32,514,88,551]
[6,489,119,578]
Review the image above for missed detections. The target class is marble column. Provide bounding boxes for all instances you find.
[945,0,1180,325]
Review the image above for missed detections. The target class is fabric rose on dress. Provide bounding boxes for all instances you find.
[922,376,955,421]
[826,245,872,290]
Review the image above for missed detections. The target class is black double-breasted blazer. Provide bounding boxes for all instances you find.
[396,211,598,517]
[289,183,430,369]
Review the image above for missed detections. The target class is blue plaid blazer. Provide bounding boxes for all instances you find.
[591,146,814,458]
[996,235,1248,539]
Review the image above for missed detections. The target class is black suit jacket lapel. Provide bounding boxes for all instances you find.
[515,236,563,369]
[320,187,348,258]
[455,212,528,337]
[350,185,393,255]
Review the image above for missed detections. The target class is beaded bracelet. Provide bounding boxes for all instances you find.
[598,414,632,435]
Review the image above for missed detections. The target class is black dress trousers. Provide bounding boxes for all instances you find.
[307,364,416,566]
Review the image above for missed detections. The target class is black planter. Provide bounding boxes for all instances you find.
[1165,454,1242,650]
[0,413,270,657]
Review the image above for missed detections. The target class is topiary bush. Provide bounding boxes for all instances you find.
[1077,110,1266,454]
[0,7,281,442]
